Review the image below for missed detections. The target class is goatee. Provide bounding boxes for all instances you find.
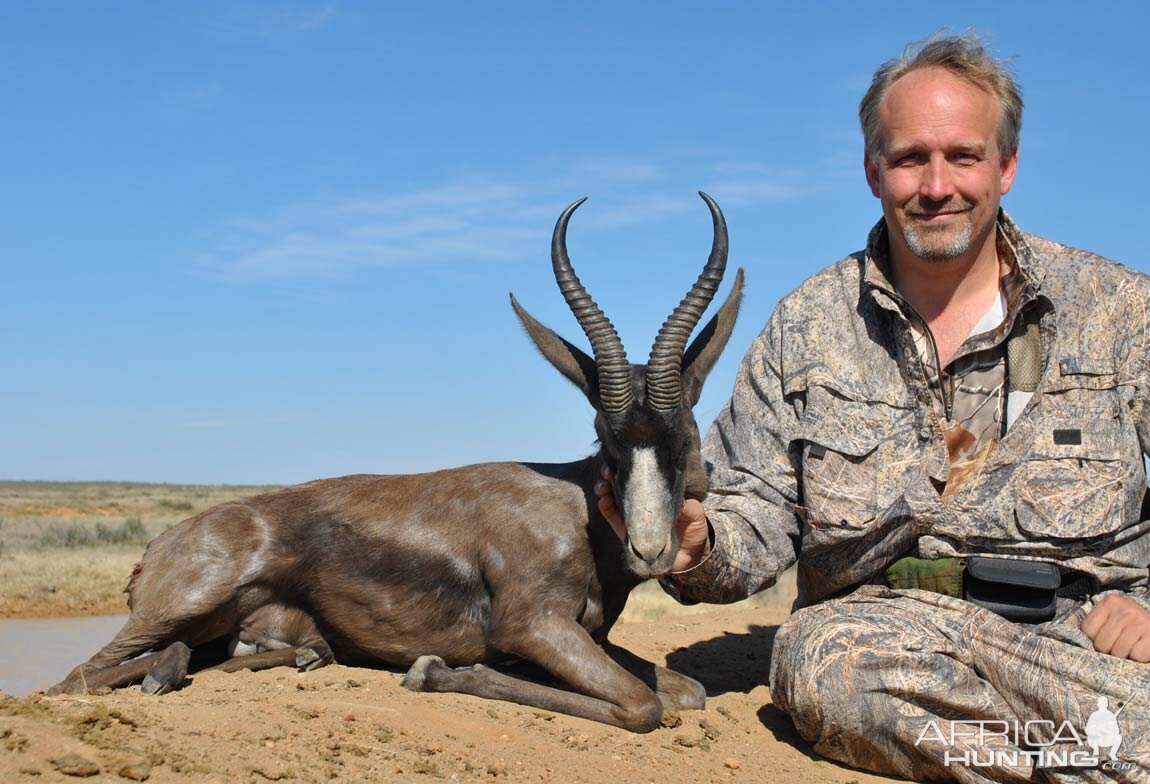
[900,198,974,262]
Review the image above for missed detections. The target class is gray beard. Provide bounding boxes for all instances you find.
[901,213,974,262]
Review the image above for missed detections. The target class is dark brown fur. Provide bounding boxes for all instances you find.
[49,197,743,732]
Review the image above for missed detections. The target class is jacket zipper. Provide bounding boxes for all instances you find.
[888,293,954,423]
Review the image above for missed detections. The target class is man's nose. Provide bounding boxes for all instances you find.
[919,155,956,202]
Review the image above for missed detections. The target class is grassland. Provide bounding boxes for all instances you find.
[0,480,797,619]
[0,481,277,617]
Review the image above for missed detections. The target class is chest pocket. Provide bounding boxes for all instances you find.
[1014,355,1132,540]
[798,385,909,531]
[1037,356,1123,418]
[1015,419,1127,539]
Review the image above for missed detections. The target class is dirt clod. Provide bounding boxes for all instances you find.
[119,762,152,781]
[49,753,99,777]
[700,718,721,740]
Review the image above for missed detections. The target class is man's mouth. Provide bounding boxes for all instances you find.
[907,201,973,219]
[908,209,970,221]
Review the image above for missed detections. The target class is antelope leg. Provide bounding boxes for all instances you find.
[47,615,181,695]
[602,640,706,711]
[204,642,332,674]
[402,617,663,733]
[48,648,170,695]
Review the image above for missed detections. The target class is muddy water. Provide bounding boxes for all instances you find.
[0,614,127,696]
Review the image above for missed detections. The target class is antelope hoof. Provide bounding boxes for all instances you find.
[141,641,191,695]
[295,645,332,672]
[401,655,446,692]
[658,674,707,711]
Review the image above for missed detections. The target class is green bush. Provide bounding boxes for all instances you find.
[40,517,151,548]
[39,523,95,548]
[95,517,150,545]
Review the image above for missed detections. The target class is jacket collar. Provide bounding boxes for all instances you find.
[861,209,1044,319]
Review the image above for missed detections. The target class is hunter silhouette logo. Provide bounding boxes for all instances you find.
[1086,696,1122,760]
[1085,695,1133,765]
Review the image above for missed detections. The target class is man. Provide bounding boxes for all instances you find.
[598,35,1150,782]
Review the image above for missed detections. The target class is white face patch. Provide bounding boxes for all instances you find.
[621,447,673,554]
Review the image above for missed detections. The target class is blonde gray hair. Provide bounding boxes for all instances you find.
[859,34,1023,160]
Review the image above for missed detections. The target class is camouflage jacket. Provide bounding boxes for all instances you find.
[673,212,1150,608]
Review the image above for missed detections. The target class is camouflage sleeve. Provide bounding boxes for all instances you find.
[1125,271,1150,461]
[1127,593,1150,615]
[666,309,801,604]
[1122,271,1150,589]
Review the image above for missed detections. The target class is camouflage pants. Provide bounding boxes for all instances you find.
[769,586,1150,783]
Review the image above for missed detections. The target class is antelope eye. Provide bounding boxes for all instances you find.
[599,451,619,476]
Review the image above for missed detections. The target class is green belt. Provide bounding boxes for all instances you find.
[884,556,965,597]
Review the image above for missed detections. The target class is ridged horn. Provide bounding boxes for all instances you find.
[551,198,634,414]
[645,192,728,411]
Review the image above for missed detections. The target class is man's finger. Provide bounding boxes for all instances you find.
[1081,603,1111,639]
[1129,633,1150,663]
[1091,619,1123,656]
[1109,626,1141,661]
[597,494,625,542]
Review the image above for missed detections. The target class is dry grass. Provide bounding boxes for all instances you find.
[619,569,797,623]
[0,548,141,617]
[0,481,275,551]
[0,481,278,618]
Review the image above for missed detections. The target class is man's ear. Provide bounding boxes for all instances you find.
[510,293,600,406]
[865,152,881,198]
[680,269,743,407]
[999,146,1019,196]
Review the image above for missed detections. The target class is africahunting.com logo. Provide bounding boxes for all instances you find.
[914,694,1136,771]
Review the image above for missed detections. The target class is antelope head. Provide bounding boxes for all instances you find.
[511,192,744,578]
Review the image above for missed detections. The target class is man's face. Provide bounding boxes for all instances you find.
[865,66,1018,264]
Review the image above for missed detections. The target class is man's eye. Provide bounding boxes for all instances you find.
[893,153,926,167]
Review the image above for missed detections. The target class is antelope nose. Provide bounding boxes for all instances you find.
[629,539,667,565]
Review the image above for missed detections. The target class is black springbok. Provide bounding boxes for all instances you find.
[49,192,744,733]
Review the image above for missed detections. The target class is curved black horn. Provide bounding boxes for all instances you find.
[551,198,634,413]
[645,192,728,411]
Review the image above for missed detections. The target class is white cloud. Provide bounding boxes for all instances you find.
[215,2,337,46]
[704,177,803,205]
[206,156,809,281]
[567,157,660,183]
[335,181,526,217]
[583,194,697,229]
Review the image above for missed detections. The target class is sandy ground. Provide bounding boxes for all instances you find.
[0,603,906,784]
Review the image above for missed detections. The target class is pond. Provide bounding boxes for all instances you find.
[0,614,128,696]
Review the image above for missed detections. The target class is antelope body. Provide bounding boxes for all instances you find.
[50,193,744,733]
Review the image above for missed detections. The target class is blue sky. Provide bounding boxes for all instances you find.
[4,2,1148,484]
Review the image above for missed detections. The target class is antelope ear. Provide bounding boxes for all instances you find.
[680,269,744,407]
[511,293,600,403]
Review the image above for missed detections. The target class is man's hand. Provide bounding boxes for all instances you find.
[1080,594,1150,662]
[593,464,712,572]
